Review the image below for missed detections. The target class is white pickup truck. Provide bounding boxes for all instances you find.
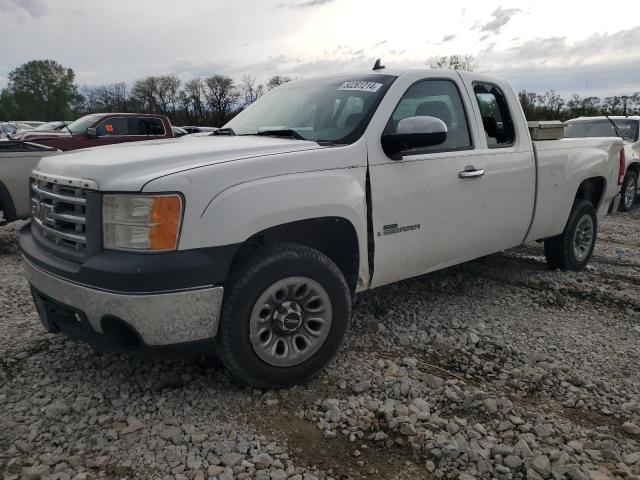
[566,116,640,211]
[20,68,623,388]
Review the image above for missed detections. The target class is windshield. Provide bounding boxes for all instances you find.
[566,119,639,142]
[224,74,396,144]
[34,121,63,131]
[66,114,102,134]
[0,123,16,134]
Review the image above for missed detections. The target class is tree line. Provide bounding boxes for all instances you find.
[519,90,640,121]
[1,59,639,126]
[0,60,292,126]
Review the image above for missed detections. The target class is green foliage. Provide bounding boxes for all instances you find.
[266,75,293,90]
[0,60,81,121]
[519,90,640,121]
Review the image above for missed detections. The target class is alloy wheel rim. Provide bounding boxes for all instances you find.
[624,180,636,208]
[249,276,333,367]
[572,214,594,262]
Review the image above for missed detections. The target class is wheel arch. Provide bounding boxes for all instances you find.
[575,176,606,209]
[626,161,640,175]
[229,217,361,294]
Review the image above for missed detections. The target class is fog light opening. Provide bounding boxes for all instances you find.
[101,316,142,351]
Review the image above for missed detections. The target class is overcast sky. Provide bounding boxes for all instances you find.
[1,0,639,97]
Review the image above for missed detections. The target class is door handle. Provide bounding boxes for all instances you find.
[459,167,485,179]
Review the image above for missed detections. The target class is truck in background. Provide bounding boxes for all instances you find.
[10,113,174,151]
[565,116,640,211]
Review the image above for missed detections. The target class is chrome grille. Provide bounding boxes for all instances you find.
[31,177,88,253]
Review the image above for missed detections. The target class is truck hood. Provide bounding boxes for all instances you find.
[11,131,69,141]
[35,135,328,191]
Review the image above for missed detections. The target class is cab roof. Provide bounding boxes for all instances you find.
[568,116,640,123]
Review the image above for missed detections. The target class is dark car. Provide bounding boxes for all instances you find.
[10,113,174,151]
[172,126,189,137]
[181,125,218,134]
[9,121,69,141]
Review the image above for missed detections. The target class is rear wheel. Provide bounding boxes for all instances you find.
[618,171,638,212]
[544,200,597,271]
[217,243,351,388]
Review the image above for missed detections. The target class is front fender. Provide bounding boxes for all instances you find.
[199,170,366,246]
[141,141,370,285]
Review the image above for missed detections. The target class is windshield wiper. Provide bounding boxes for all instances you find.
[213,127,236,136]
[603,115,620,138]
[255,129,306,140]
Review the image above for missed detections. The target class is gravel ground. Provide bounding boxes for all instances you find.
[1,206,639,480]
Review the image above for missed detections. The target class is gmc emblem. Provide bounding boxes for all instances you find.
[32,201,55,226]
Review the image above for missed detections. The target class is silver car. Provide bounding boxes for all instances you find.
[0,141,59,224]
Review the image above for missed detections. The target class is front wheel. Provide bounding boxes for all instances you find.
[217,243,351,388]
[544,200,597,271]
[618,171,638,212]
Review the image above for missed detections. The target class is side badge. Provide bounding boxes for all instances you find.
[378,223,421,236]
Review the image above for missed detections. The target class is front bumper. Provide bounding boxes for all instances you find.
[23,256,223,348]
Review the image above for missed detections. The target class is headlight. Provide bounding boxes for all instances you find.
[103,194,183,251]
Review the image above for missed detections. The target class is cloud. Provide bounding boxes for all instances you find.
[442,34,456,43]
[479,6,520,34]
[280,0,336,8]
[0,0,47,19]
[482,27,640,70]
[480,26,640,96]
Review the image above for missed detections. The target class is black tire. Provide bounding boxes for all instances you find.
[544,199,597,271]
[618,171,638,212]
[217,243,351,388]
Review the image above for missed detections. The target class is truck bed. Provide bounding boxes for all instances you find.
[526,137,622,242]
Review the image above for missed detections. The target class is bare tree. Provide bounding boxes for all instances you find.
[182,77,206,125]
[241,75,264,106]
[204,74,240,125]
[130,76,161,112]
[159,75,181,117]
[430,55,477,72]
[80,82,128,113]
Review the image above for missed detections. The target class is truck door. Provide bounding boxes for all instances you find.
[366,73,490,288]
[461,76,536,252]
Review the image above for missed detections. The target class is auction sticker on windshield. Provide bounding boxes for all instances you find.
[338,81,383,92]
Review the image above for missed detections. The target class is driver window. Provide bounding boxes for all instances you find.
[96,117,129,136]
[388,79,472,153]
[472,82,516,148]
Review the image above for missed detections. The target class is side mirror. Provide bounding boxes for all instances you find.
[86,127,98,138]
[381,116,447,157]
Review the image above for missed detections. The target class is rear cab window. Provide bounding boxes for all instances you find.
[385,79,473,155]
[566,120,639,142]
[472,82,516,148]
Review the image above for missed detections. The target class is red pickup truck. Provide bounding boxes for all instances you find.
[10,113,174,150]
